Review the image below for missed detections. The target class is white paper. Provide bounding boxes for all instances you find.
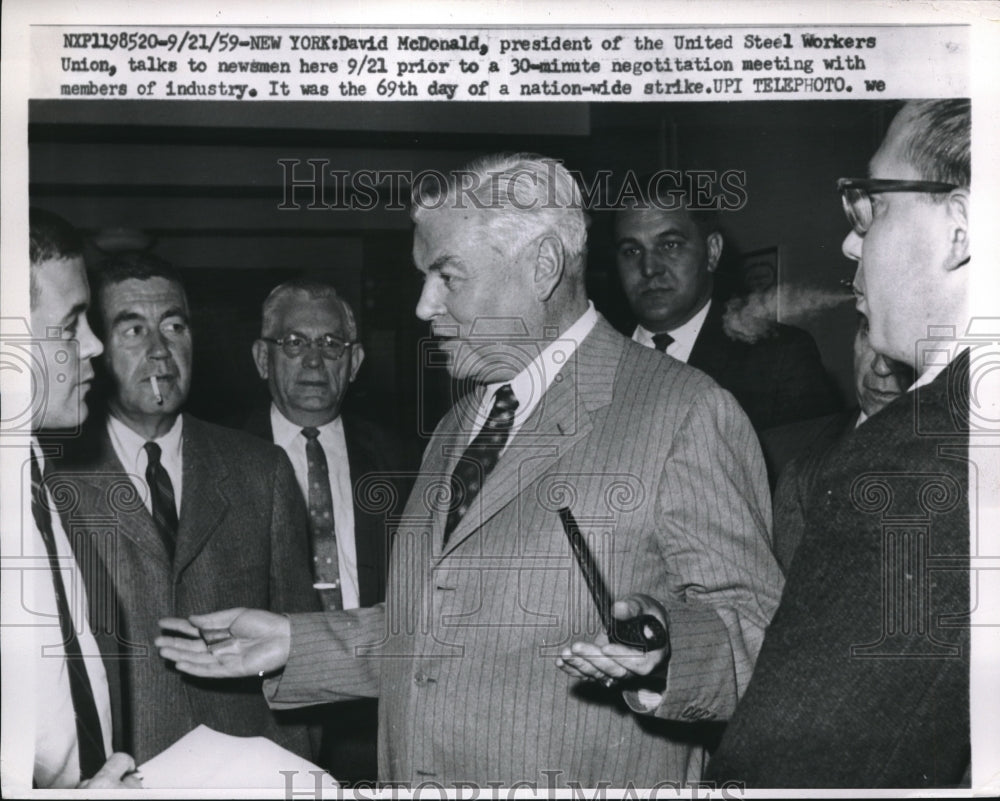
[138,724,338,791]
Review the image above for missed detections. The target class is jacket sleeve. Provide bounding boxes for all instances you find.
[624,385,785,722]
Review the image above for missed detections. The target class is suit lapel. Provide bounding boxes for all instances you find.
[66,424,172,569]
[173,415,229,578]
[688,298,737,376]
[435,317,622,561]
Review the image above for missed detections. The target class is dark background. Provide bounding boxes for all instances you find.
[29,99,895,439]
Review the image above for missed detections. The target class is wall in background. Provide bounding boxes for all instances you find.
[30,99,893,436]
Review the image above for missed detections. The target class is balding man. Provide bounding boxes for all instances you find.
[158,154,783,788]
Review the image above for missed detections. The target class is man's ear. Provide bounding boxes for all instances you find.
[251,340,270,380]
[945,188,970,270]
[534,235,566,301]
[706,232,724,273]
[348,342,365,383]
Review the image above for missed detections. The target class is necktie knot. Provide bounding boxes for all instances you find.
[144,440,163,464]
[302,427,321,441]
[652,332,674,352]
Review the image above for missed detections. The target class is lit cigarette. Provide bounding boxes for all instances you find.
[150,375,163,405]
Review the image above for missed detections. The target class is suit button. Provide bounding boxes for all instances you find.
[414,671,436,686]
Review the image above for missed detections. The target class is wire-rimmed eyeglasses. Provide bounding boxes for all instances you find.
[261,334,355,360]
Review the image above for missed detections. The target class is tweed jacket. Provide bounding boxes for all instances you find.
[55,413,319,763]
[265,316,784,788]
[707,352,970,787]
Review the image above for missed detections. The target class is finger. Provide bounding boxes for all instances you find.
[157,616,201,637]
[555,661,590,681]
[611,597,643,620]
[569,642,631,679]
[170,658,237,678]
[123,773,144,789]
[188,608,246,629]
[158,645,224,666]
[154,635,209,654]
[81,752,136,787]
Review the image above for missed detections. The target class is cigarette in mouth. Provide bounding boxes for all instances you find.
[150,375,163,405]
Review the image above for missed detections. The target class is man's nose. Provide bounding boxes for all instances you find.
[415,277,443,322]
[870,353,895,377]
[78,316,103,361]
[639,251,664,279]
[301,343,324,367]
[842,230,862,262]
[147,329,170,359]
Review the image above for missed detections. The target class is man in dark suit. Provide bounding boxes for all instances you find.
[565,100,974,788]
[1,210,140,791]
[56,252,319,764]
[615,195,842,435]
[704,99,973,787]
[157,154,783,788]
[246,279,414,784]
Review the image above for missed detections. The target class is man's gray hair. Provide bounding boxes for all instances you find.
[261,279,358,340]
[410,153,589,269]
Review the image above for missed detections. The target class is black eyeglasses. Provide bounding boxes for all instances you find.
[837,177,959,235]
[261,334,355,360]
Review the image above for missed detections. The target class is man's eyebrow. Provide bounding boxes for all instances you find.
[61,302,88,325]
[161,306,190,323]
[111,310,144,327]
[428,255,460,272]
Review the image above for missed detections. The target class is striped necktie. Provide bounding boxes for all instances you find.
[443,384,519,547]
[30,452,108,781]
[144,441,178,560]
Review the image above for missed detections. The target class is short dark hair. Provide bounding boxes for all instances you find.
[614,172,722,241]
[29,209,83,309]
[89,251,187,337]
[898,99,970,188]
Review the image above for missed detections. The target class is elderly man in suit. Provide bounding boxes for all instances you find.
[771,312,913,571]
[247,279,414,784]
[562,100,973,788]
[156,153,784,789]
[614,191,842,437]
[55,252,318,764]
[0,210,139,790]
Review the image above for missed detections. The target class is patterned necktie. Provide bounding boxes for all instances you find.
[652,332,674,352]
[443,384,519,547]
[30,452,108,781]
[302,427,343,611]
[144,441,178,561]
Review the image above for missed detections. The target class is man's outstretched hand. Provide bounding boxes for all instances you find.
[555,594,671,686]
[156,608,291,679]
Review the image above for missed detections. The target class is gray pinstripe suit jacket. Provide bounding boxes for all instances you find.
[266,316,784,787]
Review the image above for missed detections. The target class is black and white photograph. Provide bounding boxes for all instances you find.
[2,1,998,796]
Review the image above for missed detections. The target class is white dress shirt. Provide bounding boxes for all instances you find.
[632,298,713,364]
[107,413,184,518]
[270,407,361,610]
[470,302,599,450]
[26,440,114,788]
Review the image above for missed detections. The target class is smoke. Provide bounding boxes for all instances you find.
[722,284,853,344]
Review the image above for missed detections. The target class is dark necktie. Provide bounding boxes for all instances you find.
[302,427,343,611]
[30,452,107,781]
[652,332,674,352]
[443,384,519,547]
[144,441,178,561]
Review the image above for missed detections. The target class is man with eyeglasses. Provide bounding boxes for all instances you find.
[248,279,415,785]
[55,252,318,765]
[703,99,972,786]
